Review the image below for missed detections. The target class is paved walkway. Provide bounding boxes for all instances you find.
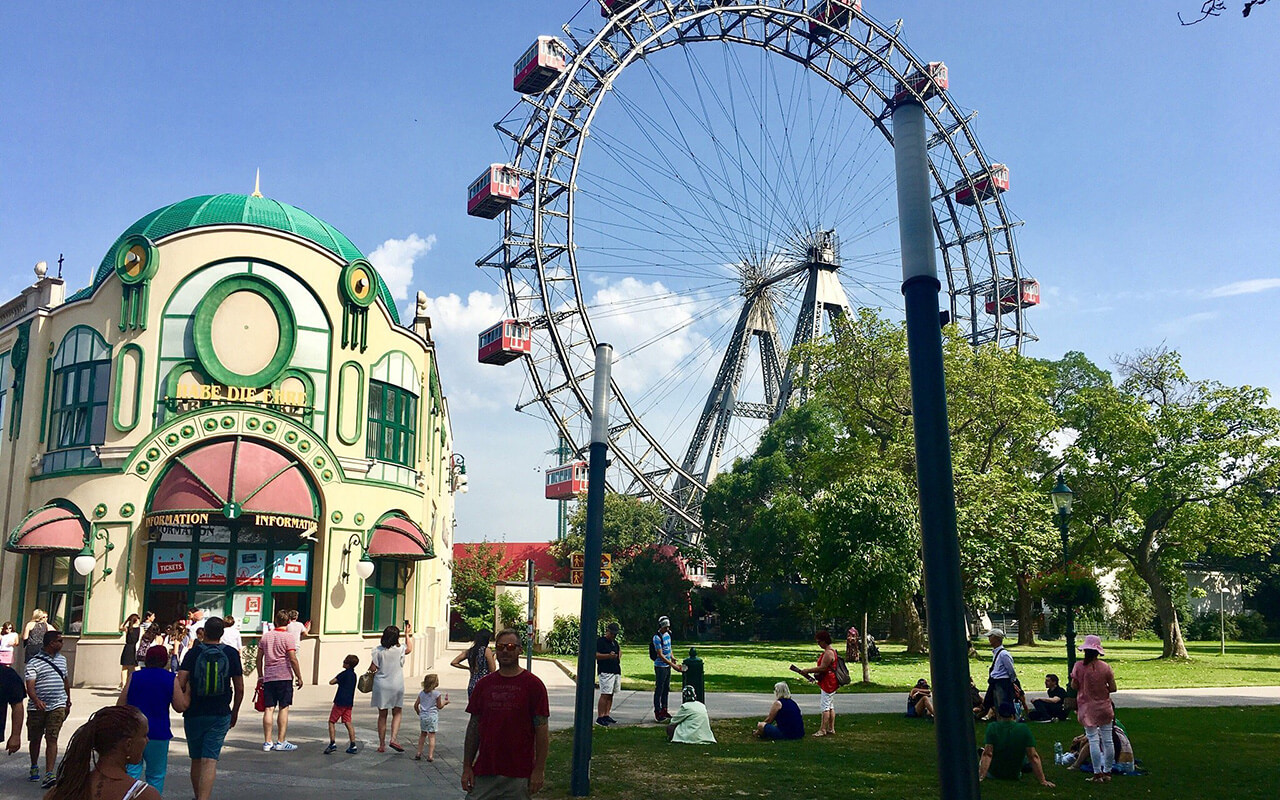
[1,653,1275,799]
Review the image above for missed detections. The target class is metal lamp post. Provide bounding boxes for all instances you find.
[1050,474,1076,675]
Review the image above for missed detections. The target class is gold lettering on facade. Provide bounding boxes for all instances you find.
[170,383,308,409]
[252,514,318,535]
[145,512,211,527]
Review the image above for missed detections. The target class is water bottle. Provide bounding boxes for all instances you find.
[1054,742,1064,764]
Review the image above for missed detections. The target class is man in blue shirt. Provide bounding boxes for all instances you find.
[982,628,1017,718]
[651,616,685,722]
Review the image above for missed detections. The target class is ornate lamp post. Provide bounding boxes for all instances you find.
[1050,474,1076,674]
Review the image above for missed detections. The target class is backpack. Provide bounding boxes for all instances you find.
[649,635,660,662]
[192,644,231,698]
[833,654,851,687]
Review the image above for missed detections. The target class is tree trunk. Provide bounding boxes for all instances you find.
[1015,573,1038,647]
[1133,555,1189,659]
[861,611,871,684]
[901,596,928,654]
[889,611,907,641]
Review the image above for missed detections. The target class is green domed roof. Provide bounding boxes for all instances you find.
[74,194,398,323]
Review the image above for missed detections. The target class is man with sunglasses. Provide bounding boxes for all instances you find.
[462,629,550,799]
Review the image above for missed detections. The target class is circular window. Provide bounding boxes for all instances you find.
[193,276,297,388]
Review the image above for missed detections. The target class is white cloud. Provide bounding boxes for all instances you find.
[1155,311,1217,337]
[368,233,436,301]
[1208,278,1280,298]
[586,277,711,395]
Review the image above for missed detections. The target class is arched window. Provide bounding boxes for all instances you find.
[50,326,111,451]
[367,352,419,468]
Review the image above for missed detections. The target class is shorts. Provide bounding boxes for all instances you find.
[597,673,620,695]
[819,690,835,712]
[466,775,531,800]
[27,706,68,742]
[263,679,294,709]
[419,710,439,733]
[329,705,353,725]
[184,714,232,761]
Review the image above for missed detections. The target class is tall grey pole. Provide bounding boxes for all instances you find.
[526,559,535,672]
[892,98,980,800]
[571,343,612,797]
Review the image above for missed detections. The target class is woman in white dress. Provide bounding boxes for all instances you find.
[370,622,414,753]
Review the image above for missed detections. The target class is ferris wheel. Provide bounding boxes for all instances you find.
[471,1,1036,546]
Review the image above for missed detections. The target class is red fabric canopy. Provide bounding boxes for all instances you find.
[6,505,87,554]
[366,514,434,561]
[149,437,315,520]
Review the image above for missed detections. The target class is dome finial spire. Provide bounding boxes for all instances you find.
[251,168,263,198]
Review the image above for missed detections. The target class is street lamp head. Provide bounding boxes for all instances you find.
[73,552,96,577]
[1051,473,1074,515]
[356,556,376,581]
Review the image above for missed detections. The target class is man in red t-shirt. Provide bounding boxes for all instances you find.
[462,628,550,799]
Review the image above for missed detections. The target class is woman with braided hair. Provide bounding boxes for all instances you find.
[43,705,160,800]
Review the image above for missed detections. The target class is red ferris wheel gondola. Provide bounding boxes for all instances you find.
[954,163,1009,206]
[467,164,520,219]
[545,461,588,500]
[514,36,568,94]
[478,319,532,365]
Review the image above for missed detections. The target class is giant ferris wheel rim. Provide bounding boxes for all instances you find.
[481,1,1031,545]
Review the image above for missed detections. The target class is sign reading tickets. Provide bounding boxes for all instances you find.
[271,551,309,587]
[151,548,189,585]
[196,550,229,586]
[235,550,267,586]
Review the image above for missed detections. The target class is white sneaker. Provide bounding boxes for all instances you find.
[262,742,275,751]
[273,741,298,752]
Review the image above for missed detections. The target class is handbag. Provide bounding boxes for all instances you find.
[358,669,375,694]
[252,681,266,712]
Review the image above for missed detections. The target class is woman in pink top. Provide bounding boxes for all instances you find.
[1070,634,1118,783]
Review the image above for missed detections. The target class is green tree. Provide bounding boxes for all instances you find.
[450,541,521,637]
[603,547,694,639]
[803,472,921,682]
[803,309,1062,645]
[1061,348,1280,658]
[551,492,664,566]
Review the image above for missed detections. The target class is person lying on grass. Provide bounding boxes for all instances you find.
[978,702,1054,787]
[755,682,804,740]
[667,686,715,744]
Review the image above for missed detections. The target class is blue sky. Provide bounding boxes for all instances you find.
[2,2,1275,543]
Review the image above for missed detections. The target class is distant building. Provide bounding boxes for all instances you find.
[0,192,456,685]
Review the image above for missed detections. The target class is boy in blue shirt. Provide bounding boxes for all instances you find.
[325,655,359,754]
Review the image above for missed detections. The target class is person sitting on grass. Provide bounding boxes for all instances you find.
[1070,714,1136,775]
[755,682,803,740]
[667,686,715,745]
[969,677,987,721]
[907,679,934,719]
[1028,674,1068,722]
[978,701,1054,788]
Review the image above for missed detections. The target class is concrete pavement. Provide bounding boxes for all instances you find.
[1,651,1275,799]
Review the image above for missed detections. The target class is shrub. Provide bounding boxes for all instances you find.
[1109,567,1157,640]
[544,615,623,656]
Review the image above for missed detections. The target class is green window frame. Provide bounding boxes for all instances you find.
[366,380,417,468]
[362,560,405,633]
[0,351,10,458]
[49,327,111,450]
[36,555,87,634]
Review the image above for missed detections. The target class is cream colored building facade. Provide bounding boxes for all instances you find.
[0,193,455,686]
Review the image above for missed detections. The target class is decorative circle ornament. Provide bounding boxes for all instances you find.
[339,260,378,308]
[114,234,159,286]
[120,503,135,518]
[193,275,297,388]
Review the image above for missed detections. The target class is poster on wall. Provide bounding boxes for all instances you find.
[271,551,309,587]
[234,550,267,586]
[232,592,263,629]
[150,549,189,585]
[196,550,229,586]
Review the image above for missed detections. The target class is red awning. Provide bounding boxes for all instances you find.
[366,514,434,561]
[149,437,315,523]
[6,505,88,554]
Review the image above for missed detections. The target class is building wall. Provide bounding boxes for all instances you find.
[0,212,456,685]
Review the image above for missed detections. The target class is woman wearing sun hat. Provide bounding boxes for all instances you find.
[1069,634,1118,783]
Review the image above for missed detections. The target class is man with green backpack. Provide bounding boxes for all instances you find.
[177,616,244,800]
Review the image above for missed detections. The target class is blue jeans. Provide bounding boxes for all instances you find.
[653,665,671,713]
[125,739,169,793]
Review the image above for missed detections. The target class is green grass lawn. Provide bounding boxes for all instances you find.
[590,639,1280,694]
[542,706,1280,799]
